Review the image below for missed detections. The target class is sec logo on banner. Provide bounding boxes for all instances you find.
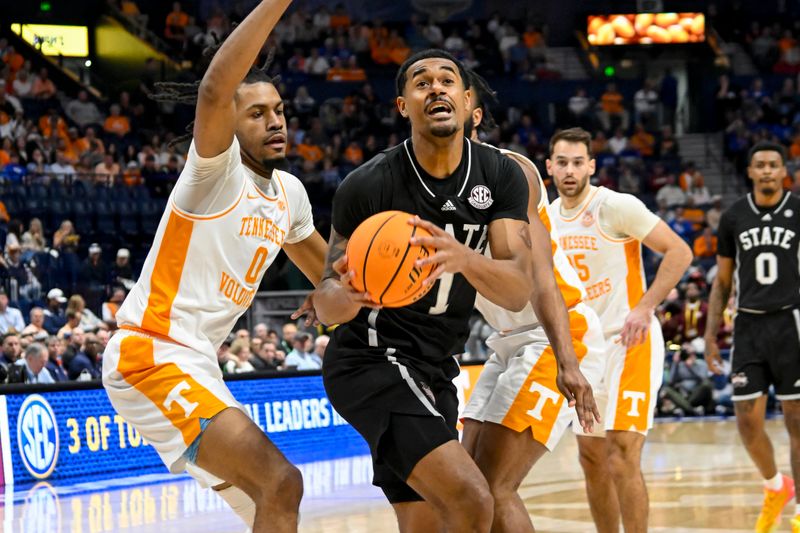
[17,395,60,480]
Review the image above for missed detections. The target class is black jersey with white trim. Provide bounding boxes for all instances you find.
[329,137,529,363]
[718,191,800,313]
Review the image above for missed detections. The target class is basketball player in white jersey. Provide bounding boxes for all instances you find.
[550,127,692,533]
[102,1,328,531]
[460,71,604,533]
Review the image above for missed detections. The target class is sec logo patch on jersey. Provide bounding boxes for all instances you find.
[469,185,493,209]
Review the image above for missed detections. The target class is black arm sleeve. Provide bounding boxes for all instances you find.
[716,209,736,258]
[489,155,530,223]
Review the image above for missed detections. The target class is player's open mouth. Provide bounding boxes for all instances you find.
[426,101,453,118]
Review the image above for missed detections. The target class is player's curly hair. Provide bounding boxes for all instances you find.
[149,26,281,147]
[466,69,499,134]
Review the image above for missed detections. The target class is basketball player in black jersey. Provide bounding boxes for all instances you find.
[314,50,534,532]
[706,142,800,532]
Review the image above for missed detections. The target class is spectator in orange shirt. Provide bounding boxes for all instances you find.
[344,141,363,166]
[0,138,11,166]
[38,109,68,141]
[329,4,351,30]
[678,161,704,191]
[2,46,24,73]
[31,68,57,100]
[789,134,800,161]
[296,141,324,164]
[683,197,706,231]
[693,224,718,270]
[326,57,367,82]
[597,82,628,130]
[629,123,655,157]
[103,104,131,138]
[164,2,190,43]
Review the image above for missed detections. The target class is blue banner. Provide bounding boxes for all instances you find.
[3,374,369,487]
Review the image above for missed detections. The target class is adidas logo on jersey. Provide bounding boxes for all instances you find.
[441,200,456,211]
[762,214,773,221]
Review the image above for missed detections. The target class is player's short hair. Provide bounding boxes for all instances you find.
[466,69,499,134]
[395,49,469,97]
[748,141,787,166]
[549,127,593,158]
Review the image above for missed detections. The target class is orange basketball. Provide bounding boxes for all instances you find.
[346,211,437,307]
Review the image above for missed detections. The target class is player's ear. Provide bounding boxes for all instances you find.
[545,158,553,176]
[464,88,472,114]
[396,96,408,118]
[473,108,483,129]
[588,158,596,176]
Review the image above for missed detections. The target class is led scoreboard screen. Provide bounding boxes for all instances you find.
[587,13,705,46]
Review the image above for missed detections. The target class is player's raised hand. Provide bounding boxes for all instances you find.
[705,338,725,376]
[333,254,382,309]
[556,362,601,433]
[408,215,474,286]
[620,305,653,348]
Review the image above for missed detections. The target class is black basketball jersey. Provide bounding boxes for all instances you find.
[718,192,800,313]
[329,137,529,363]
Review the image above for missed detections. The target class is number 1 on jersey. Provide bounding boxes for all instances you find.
[428,272,454,315]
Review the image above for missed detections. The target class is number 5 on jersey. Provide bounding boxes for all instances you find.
[567,253,591,282]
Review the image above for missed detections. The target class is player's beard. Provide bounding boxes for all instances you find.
[560,173,590,198]
[430,122,459,138]
[759,183,778,196]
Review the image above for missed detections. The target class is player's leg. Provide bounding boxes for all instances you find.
[602,322,662,533]
[462,331,562,532]
[576,436,620,533]
[735,396,777,476]
[400,439,493,533]
[194,407,302,533]
[470,421,547,533]
[606,430,647,533]
[104,334,300,532]
[781,400,800,501]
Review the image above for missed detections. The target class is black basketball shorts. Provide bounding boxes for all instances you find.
[731,308,800,401]
[322,349,460,503]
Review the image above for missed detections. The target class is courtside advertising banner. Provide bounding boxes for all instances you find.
[1,364,485,487]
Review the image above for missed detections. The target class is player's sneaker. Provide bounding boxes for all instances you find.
[791,514,800,533]
[755,475,795,533]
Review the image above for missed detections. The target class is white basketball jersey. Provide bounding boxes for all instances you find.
[552,187,647,337]
[117,167,301,358]
[475,148,586,332]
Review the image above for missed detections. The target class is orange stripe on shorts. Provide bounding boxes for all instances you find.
[612,240,651,432]
[501,310,590,444]
[118,335,228,446]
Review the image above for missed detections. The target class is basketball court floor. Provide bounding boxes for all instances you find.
[2,418,792,532]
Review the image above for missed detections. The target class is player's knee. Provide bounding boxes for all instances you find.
[272,463,304,507]
[578,442,606,475]
[246,463,303,509]
[444,478,493,526]
[607,439,639,475]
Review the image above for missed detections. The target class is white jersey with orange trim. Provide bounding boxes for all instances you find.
[116,137,315,358]
[474,147,585,331]
[551,186,660,337]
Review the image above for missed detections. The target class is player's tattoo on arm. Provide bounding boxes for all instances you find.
[322,228,347,281]
[705,277,731,339]
[518,225,532,250]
